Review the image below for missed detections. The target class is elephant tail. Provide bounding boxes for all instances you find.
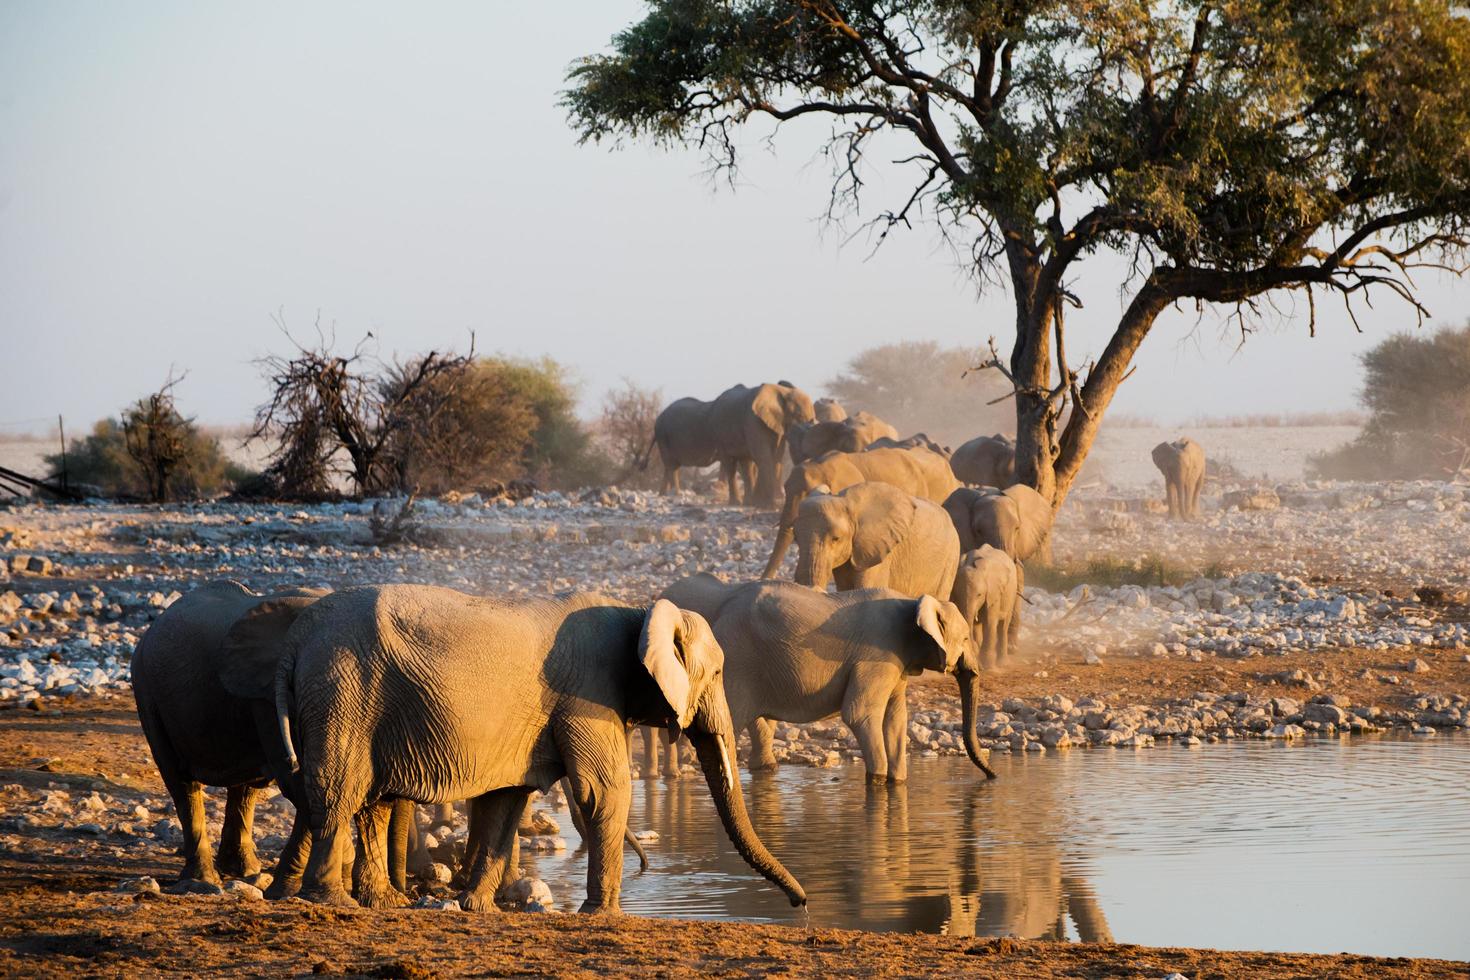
[634,432,658,472]
[274,645,300,773]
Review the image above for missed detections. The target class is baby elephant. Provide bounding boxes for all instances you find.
[793,482,960,602]
[950,546,1018,670]
[662,574,995,784]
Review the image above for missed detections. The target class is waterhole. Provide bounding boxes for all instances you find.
[521,734,1470,959]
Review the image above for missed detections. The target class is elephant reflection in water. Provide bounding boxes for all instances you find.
[936,788,1113,942]
[782,766,1113,941]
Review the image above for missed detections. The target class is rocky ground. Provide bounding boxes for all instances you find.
[0,473,1467,972]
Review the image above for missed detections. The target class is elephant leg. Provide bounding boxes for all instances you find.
[747,718,779,772]
[842,688,889,785]
[264,810,311,899]
[387,798,416,894]
[642,726,661,777]
[352,799,408,908]
[720,459,741,505]
[459,788,531,912]
[750,440,781,509]
[882,686,909,785]
[1008,562,1025,648]
[429,801,456,831]
[300,805,358,907]
[662,728,680,779]
[217,783,263,879]
[568,765,632,914]
[162,778,220,889]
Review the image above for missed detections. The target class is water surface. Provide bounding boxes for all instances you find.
[521,735,1470,959]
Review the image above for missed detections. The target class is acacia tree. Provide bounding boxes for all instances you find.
[566,0,1470,510]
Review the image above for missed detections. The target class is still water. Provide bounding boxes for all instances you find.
[521,735,1470,959]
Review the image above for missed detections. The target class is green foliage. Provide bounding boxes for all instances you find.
[387,356,610,493]
[568,1,1470,274]
[1310,324,1470,480]
[825,341,1012,449]
[46,417,248,501]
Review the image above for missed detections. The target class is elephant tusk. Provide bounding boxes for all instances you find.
[717,738,736,794]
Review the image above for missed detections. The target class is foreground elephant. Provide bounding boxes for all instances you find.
[949,434,1016,488]
[788,411,900,465]
[648,382,815,507]
[275,586,806,913]
[950,547,1018,670]
[662,575,994,783]
[761,446,960,578]
[813,397,847,422]
[1152,437,1206,520]
[131,580,327,891]
[944,485,1053,646]
[793,482,960,602]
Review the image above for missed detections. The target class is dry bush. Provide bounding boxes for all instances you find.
[252,326,472,497]
[594,381,662,489]
[825,341,1013,450]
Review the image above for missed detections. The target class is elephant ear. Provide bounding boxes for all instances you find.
[913,595,962,672]
[750,385,786,438]
[216,595,321,700]
[942,488,981,552]
[848,483,917,570]
[639,599,723,729]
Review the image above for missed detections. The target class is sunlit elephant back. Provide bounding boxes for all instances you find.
[652,382,815,507]
[950,434,1016,488]
[761,445,960,579]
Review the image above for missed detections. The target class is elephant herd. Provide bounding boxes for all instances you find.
[130,380,1205,917]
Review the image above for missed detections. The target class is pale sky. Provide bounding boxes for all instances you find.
[2,1,1466,435]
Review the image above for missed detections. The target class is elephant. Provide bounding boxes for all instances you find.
[761,446,960,579]
[787,411,900,465]
[949,434,1016,488]
[793,482,961,603]
[274,585,806,913]
[943,485,1053,647]
[950,546,1018,670]
[131,580,327,892]
[867,433,950,457]
[646,382,815,507]
[661,574,995,784]
[813,397,847,423]
[1152,437,1206,520]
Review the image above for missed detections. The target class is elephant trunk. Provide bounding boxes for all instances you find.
[956,667,997,779]
[690,687,806,906]
[761,523,796,579]
[793,544,832,592]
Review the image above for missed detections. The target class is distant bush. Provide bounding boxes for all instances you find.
[1029,555,1228,592]
[825,341,1012,449]
[1310,324,1470,481]
[593,381,661,489]
[48,402,248,502]
[381,354,611,493]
